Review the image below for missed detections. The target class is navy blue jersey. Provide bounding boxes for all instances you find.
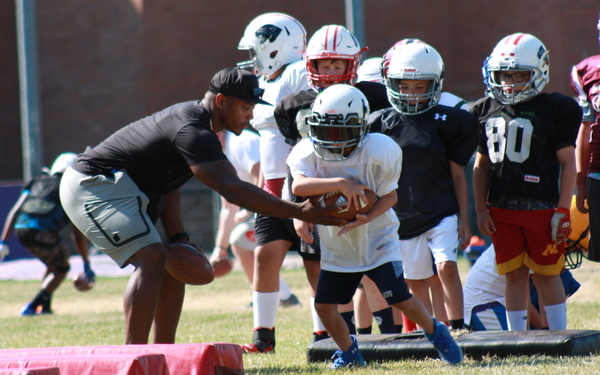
[73,101,227,195]
[470,93,582,209]
[369,105,479,239]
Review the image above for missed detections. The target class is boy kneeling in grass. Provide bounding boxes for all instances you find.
[287,84,462,369]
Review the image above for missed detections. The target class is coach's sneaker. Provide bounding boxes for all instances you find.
[19,303,38,317]
[424,319,463,364]
[330,336,366,370]
[241,327,275,354]
[280,294,301,308]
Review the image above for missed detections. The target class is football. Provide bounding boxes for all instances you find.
[166,243,215,285]
[211,258,234,278]
[73,272,94,292]
[311,189,377,221]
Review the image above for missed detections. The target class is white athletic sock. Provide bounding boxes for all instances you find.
[506,310,528,331]
[279,277,292,301]
[253,291,279,329]
[544,303,567,330]
[311,297,327,332]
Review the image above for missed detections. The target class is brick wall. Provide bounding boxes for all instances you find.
[1,0,598,177]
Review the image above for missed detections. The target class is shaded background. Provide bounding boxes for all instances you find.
[0,1,598,256]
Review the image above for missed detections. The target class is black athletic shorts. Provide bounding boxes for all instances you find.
[254,214,320,261]
[16,228,70,268]
[315,261,412,305]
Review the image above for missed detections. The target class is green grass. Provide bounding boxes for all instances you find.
[0,257,599,374]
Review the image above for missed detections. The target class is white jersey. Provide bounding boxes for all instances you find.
[462,245,505,326]
[288,133,402,272]
[439,92,469,111]
[224,129,260,183]
[253,60,310,180]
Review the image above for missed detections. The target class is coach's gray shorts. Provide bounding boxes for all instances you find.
[60,167,162,267]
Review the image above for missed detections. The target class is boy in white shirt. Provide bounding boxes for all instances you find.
[287,84,462,368]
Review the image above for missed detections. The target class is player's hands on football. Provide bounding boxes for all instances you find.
[338,181,371,213]
[294,219,314,244]
[551,207,572,244]
[297,199,347,226]
[476,210,496,236]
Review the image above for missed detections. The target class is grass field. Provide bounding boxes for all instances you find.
[0,256,599,374]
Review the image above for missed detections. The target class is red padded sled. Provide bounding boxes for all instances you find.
[0,343,244,375]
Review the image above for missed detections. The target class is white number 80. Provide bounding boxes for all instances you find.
[485,117,533,164]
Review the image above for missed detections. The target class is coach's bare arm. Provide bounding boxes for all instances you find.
[191,161,345,226]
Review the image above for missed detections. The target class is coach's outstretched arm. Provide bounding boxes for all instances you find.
[190,161,345,227]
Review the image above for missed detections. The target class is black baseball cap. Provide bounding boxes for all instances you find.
[209,67,272,106]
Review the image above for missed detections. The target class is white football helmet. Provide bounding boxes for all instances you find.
[383,42,444,115]
[357,57,383,83]
[483,33,549,104]
[237,13,306,76]
[307,84,370,161]
[50,152,77,175]
[305,25,366,91]
[381,38,425,83]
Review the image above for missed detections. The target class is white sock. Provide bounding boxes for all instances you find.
[279,277,292,301]
[506,310,528,331]
[253,291,279,329]
[544,303,567,330]
[311,297,327,332]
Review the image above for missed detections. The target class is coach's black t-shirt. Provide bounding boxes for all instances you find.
[72,101,227,196]
[369,105,479,239]
[470,93,581,209]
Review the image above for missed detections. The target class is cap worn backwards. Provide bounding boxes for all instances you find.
[209,67,272,106]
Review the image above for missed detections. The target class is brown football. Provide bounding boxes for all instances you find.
[311,189,378,221]
[73,272,94,292]
[211,258,234,278]
[166,243,214,285]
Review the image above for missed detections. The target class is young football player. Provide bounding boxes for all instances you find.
[571,15,600,262]
[237,12,316,353]
[370,41,479,331]
[472,33,581,330]
[275,25,396,340]
[288,84,462,368]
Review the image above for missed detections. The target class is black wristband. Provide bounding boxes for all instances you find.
[169,232,190,243]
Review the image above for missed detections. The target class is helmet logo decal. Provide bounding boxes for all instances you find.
[255,24,282,44]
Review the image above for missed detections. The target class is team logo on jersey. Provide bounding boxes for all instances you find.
[542,243,559,256]
[524,175,540,183]
[434,113,447,121]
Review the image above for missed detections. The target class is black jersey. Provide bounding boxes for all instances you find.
[275,81,390,146]
[369,105,479,239]
[72,101,227,195]
[470,93,582,209]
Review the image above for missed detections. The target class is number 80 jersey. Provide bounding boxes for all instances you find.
[470,93,582,208]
